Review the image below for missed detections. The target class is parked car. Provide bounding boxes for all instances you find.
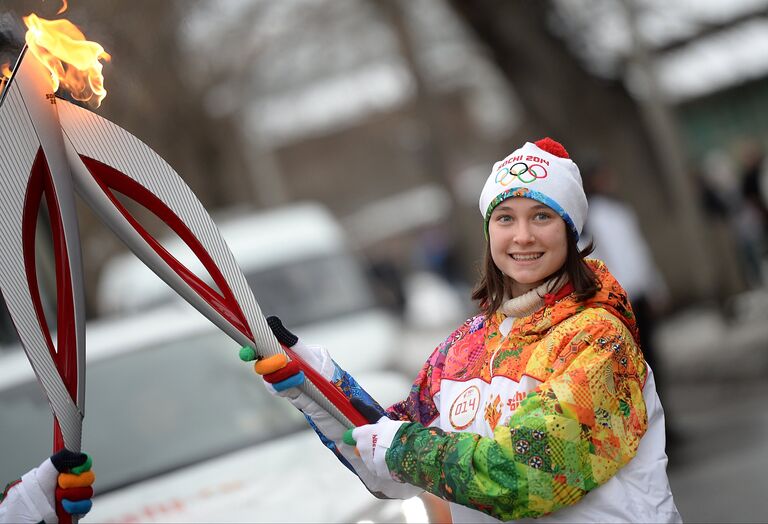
[0,305,429,523]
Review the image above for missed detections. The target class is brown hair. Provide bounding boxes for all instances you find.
[471,230,600,317]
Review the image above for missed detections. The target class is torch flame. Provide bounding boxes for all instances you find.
[23,13,110,107]
[43,0,69,15]
[0,62,11,93]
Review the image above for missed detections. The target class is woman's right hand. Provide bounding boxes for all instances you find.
[243,317,422,500]
[240,316,335,399]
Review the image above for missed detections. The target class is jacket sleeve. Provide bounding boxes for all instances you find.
[386,335,445,425]
[384,312,648,521]
[387,316,485,425]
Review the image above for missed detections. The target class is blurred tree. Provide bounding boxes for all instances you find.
[370,0,455,208]
[618,0,712,300]
[368,0,481,281]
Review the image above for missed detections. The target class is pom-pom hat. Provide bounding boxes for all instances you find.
[479,137,588,240]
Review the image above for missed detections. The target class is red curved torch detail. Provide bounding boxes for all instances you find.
[80,156,370,428]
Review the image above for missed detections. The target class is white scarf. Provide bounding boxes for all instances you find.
[500,274,568,318]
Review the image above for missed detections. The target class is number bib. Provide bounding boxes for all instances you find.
[439,375,542,436]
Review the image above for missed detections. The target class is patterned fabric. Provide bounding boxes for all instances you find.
[307,364,388,473]
[331,362,388,418]
[484,188,578,239]
[385,260,648,521]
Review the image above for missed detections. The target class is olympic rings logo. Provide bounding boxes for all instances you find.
[495,162,548,185]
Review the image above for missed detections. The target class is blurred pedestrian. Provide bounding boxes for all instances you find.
[737,140,768,286]
[0,449,94,523]
[697,150,754,297]
[417,226,463,286]
[252,138,680,522]
[367,256,407,316]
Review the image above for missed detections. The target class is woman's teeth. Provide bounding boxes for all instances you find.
[511,253,543,261]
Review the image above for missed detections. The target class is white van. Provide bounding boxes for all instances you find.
[0,305,430,523]
[0,202,431,521]
[96,201,402,372]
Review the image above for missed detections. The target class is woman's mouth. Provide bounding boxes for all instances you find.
[510,252,543,261]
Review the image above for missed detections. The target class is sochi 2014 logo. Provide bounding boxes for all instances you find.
[495,161,548,186]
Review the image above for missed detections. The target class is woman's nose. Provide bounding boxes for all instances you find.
[512,223,535,244]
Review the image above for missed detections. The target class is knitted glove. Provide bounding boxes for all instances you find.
[52,450,94,519]
[245,316,422,500]
[0,450,93,524]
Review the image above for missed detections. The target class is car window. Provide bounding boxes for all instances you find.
[0,377,53,478]
[246,253,376,326]
[0,328,305,493]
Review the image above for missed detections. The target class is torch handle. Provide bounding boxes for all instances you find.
[53,424,77,524]
[282,345,371,427]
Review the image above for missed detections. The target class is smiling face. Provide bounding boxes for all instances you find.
[488,197,568,297]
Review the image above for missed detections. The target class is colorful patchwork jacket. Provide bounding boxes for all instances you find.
[386,260,680,523]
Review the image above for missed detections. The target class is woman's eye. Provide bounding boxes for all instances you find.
[534,212,551,221]
[496,214,512,223]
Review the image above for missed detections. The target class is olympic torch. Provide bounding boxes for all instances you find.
[0,15,372,507]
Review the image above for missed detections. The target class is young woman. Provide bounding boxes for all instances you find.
[252,138,681,523]
[0,450,94,524]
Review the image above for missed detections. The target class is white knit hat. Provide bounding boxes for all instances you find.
[479,138,587,239]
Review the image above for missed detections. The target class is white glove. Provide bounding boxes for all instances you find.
[0,457,59,524]
[267,340,336,393]
[265,343,421,499]
[348,416,408,481]
[0,450,94,524]
[247,317,422,499]
[291,386,421,499]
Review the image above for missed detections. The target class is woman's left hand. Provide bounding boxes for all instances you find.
[344,417,407,480]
